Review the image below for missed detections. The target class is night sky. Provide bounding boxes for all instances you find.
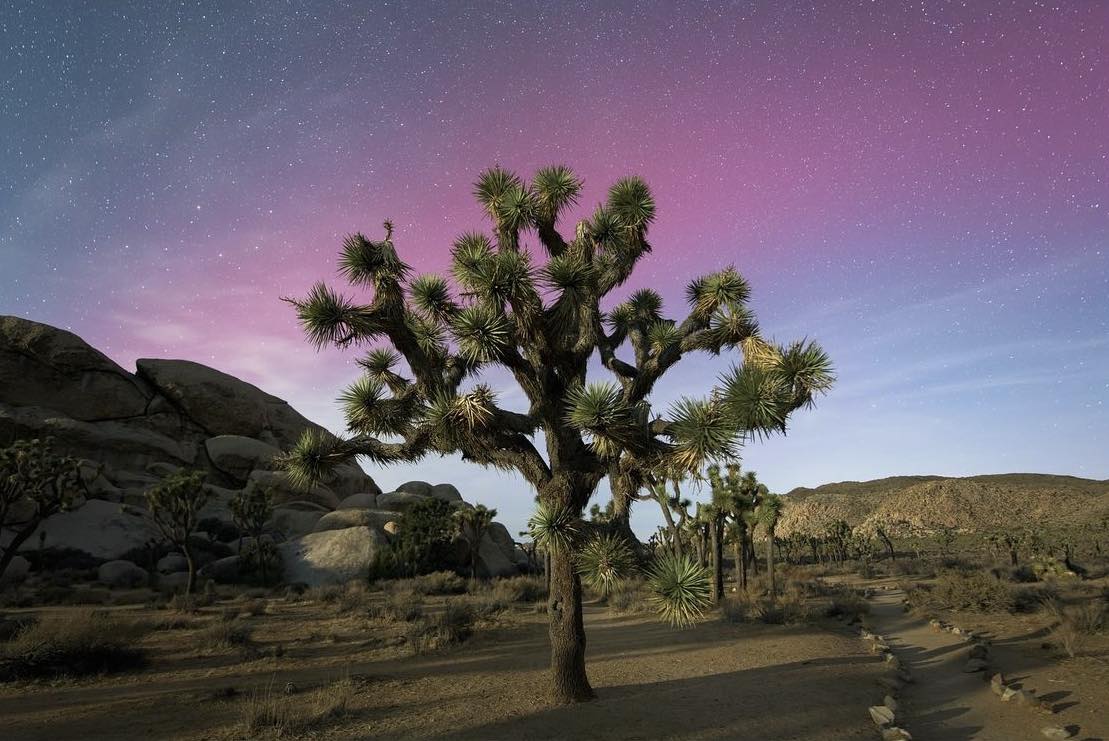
[2,1,1106,536]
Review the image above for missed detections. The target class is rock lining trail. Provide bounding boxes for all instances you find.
[866,585,1080,741]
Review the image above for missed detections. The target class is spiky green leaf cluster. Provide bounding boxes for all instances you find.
[666,397,737,471]
[528,502,579,554]
[565,383,634,456]
[576,533,636,595]
[451,304,512,362]
[533,165,582,222]
[646,553,712,628]
[338,231,409,293]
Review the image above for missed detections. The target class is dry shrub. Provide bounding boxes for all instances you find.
[376,591,423,622]
[1043,598,1105,658]
[408,571,467,596]
[605,578,651,614]
[887,558,935,578]
[242,675,356,735]
[406,604,474,655]
[927,571,1015,612]
[0,608,147,681]
[490,575,546,603]
[168,592,215,613]
[722,591,812,625]
[151,614,197,631]
[822,588,870,622]
[197,620,253,652]
[240,598,268,617]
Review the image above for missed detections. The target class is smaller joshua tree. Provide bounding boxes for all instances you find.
[454,503,497,578]
[756,492,783,597]
[144,470,209,595]
[0,438,83,581]
[230,481,277,585]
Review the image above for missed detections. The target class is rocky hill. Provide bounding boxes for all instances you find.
[0,316,528,585]
[777,473,1109,538]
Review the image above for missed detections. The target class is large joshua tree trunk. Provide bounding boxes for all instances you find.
[547,544,593,703]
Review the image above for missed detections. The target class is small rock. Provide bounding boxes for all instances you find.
[963,658,989,673]
[951,626,963,635]
[869,705,895,727]
[883,694,899,712]
[881,728,913,741]
[929,619,942,630]
[1000,687,1020,702]
[884,654,902,670]
[1040,727,1073,740]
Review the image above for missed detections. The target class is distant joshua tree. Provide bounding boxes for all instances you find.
[454,503,497,579]
[0,438,83,581]
[757,493,784,597]
[229,481,277,585]
[279,164,832,703]
[144,470,209,595]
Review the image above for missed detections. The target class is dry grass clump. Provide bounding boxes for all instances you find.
[821,588,870,622]
[241,675,357,735]
[489,575,546,604]
[406,603,475,655]
[1042,597,1106,658]
[721,590,812,625]
[914,571,1016,613]
[197,620,253,652]
[151,613,198,631]
[404,571,468,596]
[0,608,147,681]
[604,578,652,614]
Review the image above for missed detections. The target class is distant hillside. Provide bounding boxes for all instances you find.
[777,473,1109,537]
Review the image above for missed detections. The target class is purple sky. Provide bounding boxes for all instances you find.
[2,1,1106,536]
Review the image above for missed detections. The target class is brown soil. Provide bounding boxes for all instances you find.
[0,599,884,740]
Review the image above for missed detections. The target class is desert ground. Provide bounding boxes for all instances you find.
[2,560,1106,741]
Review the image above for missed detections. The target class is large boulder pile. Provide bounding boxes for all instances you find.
[1,317,528,588]
[0,315,379,563]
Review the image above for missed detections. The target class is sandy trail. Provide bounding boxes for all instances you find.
[867,586,1069,741]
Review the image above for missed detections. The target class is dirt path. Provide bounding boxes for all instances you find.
[867,586,1075,741]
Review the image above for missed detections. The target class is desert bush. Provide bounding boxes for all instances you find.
[1012,583,1060,613]
[0,608,146,681]
[721,591,811,625]
[151,614,197,631]
[1043,598,1105,658]
[408,571,467,596]
[605,579,651,614]
[384,591,424,622]
[0,615,35,642]
[242,676,355,735]
[406,603,474,654]
[490,575,546,603]
[886,557,935,578]
[240,598,268,617]
[197,620,253,651]
[822,589,870,622]
[198,517,241,543]
[926,571,1015,612]
[305,583,373,613]
[168,590,215,613]
[462,593,509,618]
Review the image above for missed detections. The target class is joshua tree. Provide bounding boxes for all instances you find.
[229,481,276,585]
[279,164,832,703]
[144,469,209,595]
[0,438,83,581]
[757,493,783,597]
[455,503,497,578]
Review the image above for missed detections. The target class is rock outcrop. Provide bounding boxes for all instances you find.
[0,316,380,562]
[1,317,526,585]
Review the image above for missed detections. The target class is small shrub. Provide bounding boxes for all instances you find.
[242,676,355,734]
[197,620,253,652]
[928,571,1015,613]
[1043,598,1105,658]
[1013,583,1060,613]
[410,571,467,596]
[823,590,870,622]
[406,604,474,654]
[463,593,508,618]
[384,592,424,622]
[606,579,651,614]
[151,614,197,631]
[240,598,267,617]
[0,609,146,681]
[491,575,546,603]
[721,591,811,625]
